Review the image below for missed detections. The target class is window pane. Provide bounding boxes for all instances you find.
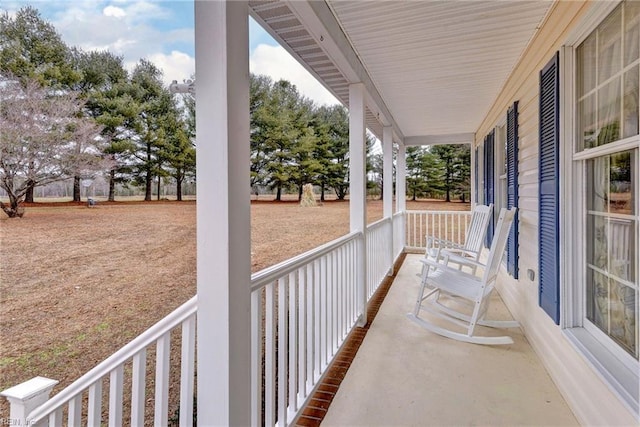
[624,0,640,66]
[578,32,597,96]
[587,214,608,270]
[587,269,610,332]
[598,6,622,84]
[578,93,597,149]
[587,273,638,359]
[622,65,639,138]
[587,156,610,213]
[609,151,634,215]
[588,151,635,214]
[609,218,635,282]
[610,280,636,357]
[596,78,621,146]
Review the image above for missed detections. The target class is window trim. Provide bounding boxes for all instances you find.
[560,0,639,415]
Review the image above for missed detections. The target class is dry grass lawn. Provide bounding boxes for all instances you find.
[0,197,468,418]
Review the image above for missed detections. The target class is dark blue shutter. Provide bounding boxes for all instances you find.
[474,147,479,203]
[484,130,495,247]
[506,102,519,278]
[538,52,560,324]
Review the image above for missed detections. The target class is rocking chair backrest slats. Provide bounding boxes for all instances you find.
[463,204,494,253]
[482,207,517,287]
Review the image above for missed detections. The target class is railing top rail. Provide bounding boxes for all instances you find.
[28,296,198,422]
[366,216,392,230]
[392,211,404,218]
[405,210,472,215]
[251,231,361,292]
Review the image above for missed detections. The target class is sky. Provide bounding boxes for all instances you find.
[1,0,340,106]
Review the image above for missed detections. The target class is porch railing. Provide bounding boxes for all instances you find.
[24,297,197,426]
[392,211,404,260]
[405,210,472,251]
[366,217,393,300]
[251,231,361,426]
[5,209,468,426]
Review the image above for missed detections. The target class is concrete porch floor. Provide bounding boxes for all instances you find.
[322,254,579,426]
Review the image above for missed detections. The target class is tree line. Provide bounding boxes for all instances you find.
[0,6,195,217]
[0,6,470,218]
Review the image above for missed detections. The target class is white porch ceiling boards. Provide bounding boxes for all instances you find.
[327,0,553,141]
[250,1,553,144]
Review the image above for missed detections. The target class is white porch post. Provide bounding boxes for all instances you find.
[349,83,367,327]
[470,143,476,207]
[396,143,407,248]
[383,126,393,218]
[195,2,251,426]
[383,126,394,272]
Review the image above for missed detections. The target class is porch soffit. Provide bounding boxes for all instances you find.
[249,1,552,145]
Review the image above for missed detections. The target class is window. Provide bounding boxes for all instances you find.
[565,0,639,412]
[575,0,639,362]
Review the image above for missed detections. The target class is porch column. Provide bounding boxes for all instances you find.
[383,126,394,272]
[349,83,367,327]
[396,143,407,249]
[383,126,393,218]
[470,143,476,206]
[195,2,251,426]
[396,143,406,212]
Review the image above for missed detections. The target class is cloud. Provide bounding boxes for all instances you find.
[147,50,195,87]
[250,44,339,107]
[103,5,125,18]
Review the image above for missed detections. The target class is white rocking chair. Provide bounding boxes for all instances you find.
[407,207,519,345]
[419,203,493,278]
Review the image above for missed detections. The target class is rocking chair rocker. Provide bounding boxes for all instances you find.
[407,207,519,345]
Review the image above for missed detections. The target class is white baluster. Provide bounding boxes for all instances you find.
[277,277,287,426]
[180,316,196,427]
[265,282,276,426]
[154,332,170,426]
[87,380,102,426]
[108,366,123,427]
[250,290,262,426]
[288,271,298,414]
[131,349,146,426]
[68,394,82,426]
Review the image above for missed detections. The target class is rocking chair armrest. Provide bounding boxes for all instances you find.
[419,258,479,281]
[440,251,485,270]
[425,236,464,250]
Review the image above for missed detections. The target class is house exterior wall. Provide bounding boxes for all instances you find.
[474,1,637,425]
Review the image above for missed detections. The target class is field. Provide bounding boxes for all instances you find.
[0,197,469,417]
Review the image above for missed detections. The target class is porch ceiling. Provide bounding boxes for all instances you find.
[250,0,553,145]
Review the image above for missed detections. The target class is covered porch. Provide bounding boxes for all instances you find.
[3,1,638,426]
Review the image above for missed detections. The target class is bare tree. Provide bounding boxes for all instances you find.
[0,77,103,217]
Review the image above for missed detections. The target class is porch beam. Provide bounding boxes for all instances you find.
[404,133,475,146]
[195,2,251,426]
[349,82,367,327]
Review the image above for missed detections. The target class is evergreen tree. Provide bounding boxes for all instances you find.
[73,50,132,201]
[0,6,80,89]
[128,59,172,201]
[431,144,470,202]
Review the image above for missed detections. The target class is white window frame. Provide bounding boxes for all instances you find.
[494,120,508,216]
[560,0,640,415]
